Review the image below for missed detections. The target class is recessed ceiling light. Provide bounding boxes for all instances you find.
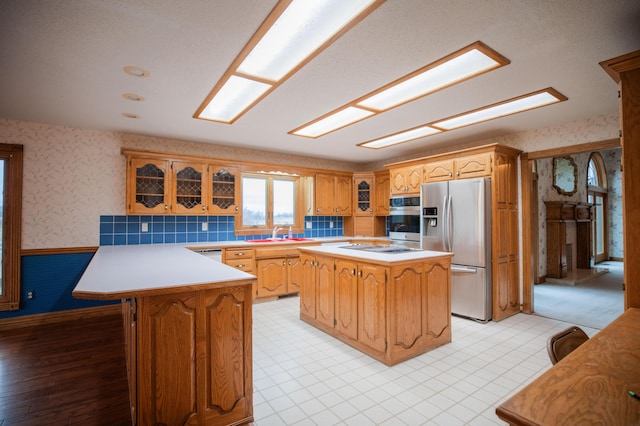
[123,66,150,78]
[194,0,385,124]
[121,113,140,119]
[290,41,509,138]
[359,88,567,149]
[123,93,144,102]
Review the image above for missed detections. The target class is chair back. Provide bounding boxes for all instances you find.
[547,326,589,365]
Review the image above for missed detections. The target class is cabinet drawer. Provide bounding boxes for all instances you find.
[226,259,255,273]
[224,248,254,260]
[255,246,300,259]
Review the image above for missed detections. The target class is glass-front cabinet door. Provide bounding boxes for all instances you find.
[174,162,207,214]
[354,175,373,216]
[128,158,171,214]
[209,165,239,215]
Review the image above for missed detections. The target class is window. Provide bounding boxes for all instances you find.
[238,173,300,235]
[587,152,608,264]
[0,144,23,311]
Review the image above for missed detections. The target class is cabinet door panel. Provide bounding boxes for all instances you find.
[425,160,454,182]
[138,294,197,426]
[335,260,358,340]
[424,262,451,341]
[374,171,390,216]
[174,162,207,215]
[406,165,424,193]
[128,158,171,214]
[455,153,492,179]
[300,255,316,319]
[358,264,386,353]
[316,257,335,328]
[389,266,422,351]
[256,259,287,298]
[208,165,239,216]
[204,287,252,424]
[287,256,302,293]
[314,174,335,214]
[335,175,353,215]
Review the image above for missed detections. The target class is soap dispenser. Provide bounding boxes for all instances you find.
[288,226,293,239]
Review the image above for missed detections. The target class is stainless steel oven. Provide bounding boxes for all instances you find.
[389,196,421,246]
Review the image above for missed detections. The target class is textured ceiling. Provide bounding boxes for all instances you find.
[1,0,638,163]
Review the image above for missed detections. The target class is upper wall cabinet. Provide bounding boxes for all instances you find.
[125,154,239,216]
[424,153,492,182]
[374,170,390,216]
[389,164,423,195]
[308,174,352,216]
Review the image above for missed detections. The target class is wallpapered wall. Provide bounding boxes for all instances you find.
[536,148,623,277]
[0,114,620,250]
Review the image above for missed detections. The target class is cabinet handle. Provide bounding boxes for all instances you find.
[288,260,291,265]
[282,260,286,266]
[456,171,460,176]
[316,208,320,213]
[358,270,363,277]
[449,172,453,177]
[352,268,356,275]
[236,264,245,268]
[202,205,206,210]
[235,206,238,212]
[164,205,168,210]
[235,252,244,256]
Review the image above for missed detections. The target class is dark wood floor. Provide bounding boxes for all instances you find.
[0,313,131,425]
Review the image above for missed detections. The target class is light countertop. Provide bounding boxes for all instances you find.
[297,245,452,264]
[73,245,256,300]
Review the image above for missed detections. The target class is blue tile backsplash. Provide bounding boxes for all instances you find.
[99,215,344,246]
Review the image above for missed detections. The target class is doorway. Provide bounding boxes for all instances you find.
[520,139,623,327]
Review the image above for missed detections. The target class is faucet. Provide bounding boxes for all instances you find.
[272,227,283,239]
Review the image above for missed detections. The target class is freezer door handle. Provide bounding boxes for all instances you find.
[451,266,478,274]
[446,195,453,252]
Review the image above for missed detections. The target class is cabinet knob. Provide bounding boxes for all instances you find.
[282,260,286,266]
[164,205,169,210]
[358,270,363,277]
[288,260,291,265]
[202,205,206,210]
[316,208,320,212]
[235,206,239,212]
[236,252,244,256]
[449,172,453,177]
[456,171,460,176]
[237,264,245,268]
[352,268,356,275]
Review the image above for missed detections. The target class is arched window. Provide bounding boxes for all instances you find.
[587,152,607,189]
[587,152,607,263]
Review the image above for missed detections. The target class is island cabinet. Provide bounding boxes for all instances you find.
[299,247,452,366]
[72,245,256,426]
[134,286,252,426]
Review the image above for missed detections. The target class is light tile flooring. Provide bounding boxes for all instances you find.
[252,296,599,425]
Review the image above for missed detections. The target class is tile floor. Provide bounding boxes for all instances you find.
[252,296,599,425]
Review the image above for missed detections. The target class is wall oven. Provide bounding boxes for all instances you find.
[389,196,421,246]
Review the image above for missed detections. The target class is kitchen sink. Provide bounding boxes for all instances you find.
[246,237,314,243]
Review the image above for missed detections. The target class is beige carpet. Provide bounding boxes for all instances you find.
[533,261,624,330]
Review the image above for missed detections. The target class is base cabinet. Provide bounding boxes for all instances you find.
[300,251,451,365]
[127,284,253,426]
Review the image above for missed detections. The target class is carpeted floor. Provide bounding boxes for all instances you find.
[533,261,624,330]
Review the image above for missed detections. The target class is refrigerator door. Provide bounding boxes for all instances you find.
[420,181,448,252]
[449,178,491,268]
[451,265,491,322]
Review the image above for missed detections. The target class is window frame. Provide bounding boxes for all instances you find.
[236,172,303,236]
[0,144,23,311]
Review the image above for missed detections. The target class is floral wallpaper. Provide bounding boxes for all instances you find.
[536,148,623,277]
[0,114,621,250]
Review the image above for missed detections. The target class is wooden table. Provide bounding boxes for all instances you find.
[496,308,640,425]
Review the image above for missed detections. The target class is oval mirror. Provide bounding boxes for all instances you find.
[552,156,577,196]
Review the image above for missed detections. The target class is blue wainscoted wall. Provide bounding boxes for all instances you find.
[0,252,118,320]
[99,215,344,245]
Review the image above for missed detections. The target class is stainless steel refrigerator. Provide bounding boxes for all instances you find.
[421,178,492,322]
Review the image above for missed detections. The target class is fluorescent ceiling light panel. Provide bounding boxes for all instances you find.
[198,76,272,123]
[292,106,374,137]
[290,41,509,137]
[358,49,501,111]
[238,0,377,81]
[195,0,384,124]
[359,126,441,149]
[432,89,566,130]
[358,88,567,150]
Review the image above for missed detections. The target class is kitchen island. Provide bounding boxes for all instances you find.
[297,244,453,366]
[73,245,256,426]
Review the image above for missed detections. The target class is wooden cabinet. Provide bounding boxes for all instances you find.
[309,174,352,215]
[424,153,492,182]
[389,164,423,195]
[127,158,172,214]
[345,172,387,237]
[374,170,390,216]
[300,248,452,365]
[353,174,374,216]
[300,253,335,328]
[208,164,239,216]
[255,246,303,298]
[132,285,253,426]
[386,144,521,321]
[125,154,239,216]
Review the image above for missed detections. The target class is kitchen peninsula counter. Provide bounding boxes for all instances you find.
[297,245,453,366]
[73,244,255,426]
